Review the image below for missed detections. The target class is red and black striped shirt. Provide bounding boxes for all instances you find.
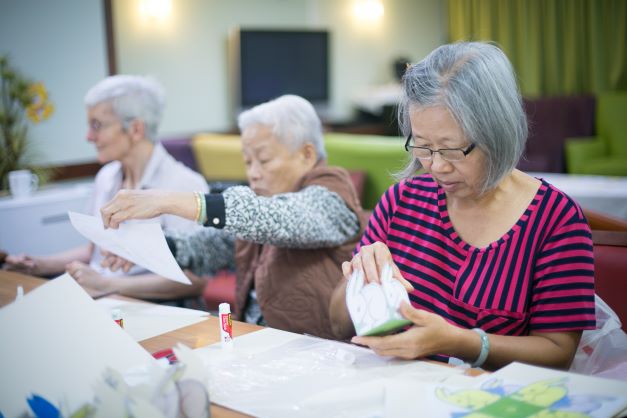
[357,174,596,336]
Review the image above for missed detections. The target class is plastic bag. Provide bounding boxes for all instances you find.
[570,295,627,380]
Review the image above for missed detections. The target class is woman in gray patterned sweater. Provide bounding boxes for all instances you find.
[101,95,366,339]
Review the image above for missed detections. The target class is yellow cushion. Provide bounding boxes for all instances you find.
[191,133,247,181]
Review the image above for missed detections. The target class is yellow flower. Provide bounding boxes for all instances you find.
[26,82,54,124]
[1,56,55,191]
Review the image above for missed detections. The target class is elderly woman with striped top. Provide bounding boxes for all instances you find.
[329,42,595,370]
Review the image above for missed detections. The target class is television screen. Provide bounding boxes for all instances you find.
[238,29,329,107]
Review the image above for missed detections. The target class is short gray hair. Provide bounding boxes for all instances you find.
[397,41,527,192]
[237,95,327,161]
[84,75,165,142]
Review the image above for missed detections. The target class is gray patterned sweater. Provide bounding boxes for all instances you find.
[169,184,360,277]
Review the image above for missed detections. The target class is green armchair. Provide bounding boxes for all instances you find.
[565,93,627,176]
[189,131,410,209]
[324,133,408,209]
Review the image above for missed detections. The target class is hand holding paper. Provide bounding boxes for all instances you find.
[68,211,190,284]
[100,189,197,229]
[346,264,412,336]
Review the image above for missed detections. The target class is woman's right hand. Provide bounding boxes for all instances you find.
[342,241,413,291]
[3,254,39,275]
[101,190,197,229]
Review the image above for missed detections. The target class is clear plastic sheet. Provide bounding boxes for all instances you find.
[200,331,463,418]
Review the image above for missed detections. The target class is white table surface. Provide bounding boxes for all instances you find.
[530,172,627,220]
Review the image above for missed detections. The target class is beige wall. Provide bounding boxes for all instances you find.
[1,0,446,166]
[114,0,447,135]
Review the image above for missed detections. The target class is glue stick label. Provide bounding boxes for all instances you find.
[112,309,124,328]
[221,313,232,338]
[219,303,233,346]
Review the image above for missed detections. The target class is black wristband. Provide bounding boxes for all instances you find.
[204,193,226,228]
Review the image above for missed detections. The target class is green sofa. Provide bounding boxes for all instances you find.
[186,132,409,209]
[324,133,408,209]
[565,93,627,176]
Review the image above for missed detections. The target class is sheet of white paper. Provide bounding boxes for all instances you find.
[195,328,463,418]
[96,298,208,341]
[68,211,190,284]
[0,274,154,418]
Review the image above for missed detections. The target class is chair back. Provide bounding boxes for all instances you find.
[191,133,246,181]
[592,231,627,332]
[584,208,627,232]
[160,136,199,172]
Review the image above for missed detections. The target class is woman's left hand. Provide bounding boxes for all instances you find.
[351,301,459,359]
[100,250,134,273]
[66,261,112,293]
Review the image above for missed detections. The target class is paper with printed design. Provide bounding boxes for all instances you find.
[346,264,412,336]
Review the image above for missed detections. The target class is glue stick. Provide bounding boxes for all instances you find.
[15,286,24,301]
[111,308,124,328]
[219,302,233,348]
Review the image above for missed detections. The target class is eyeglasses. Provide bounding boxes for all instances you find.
[404,135,476,162]
[88,119,119,133]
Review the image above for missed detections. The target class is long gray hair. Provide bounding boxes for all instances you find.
[397,42,527,192]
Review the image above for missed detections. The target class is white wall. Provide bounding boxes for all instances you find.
[114,0,447,135]
[0,0,446,166]
[0,0,108,166]
[309,0,446,121]
[113,0,311,135]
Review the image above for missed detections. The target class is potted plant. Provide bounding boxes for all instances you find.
[0,55,54,191]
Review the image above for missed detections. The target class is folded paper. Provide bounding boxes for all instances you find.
[346,264,412,336]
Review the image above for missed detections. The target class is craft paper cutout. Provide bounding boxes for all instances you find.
[11,344,211,418]
[346,264,412,336]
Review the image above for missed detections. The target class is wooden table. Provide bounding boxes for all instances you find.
[1,270,483,416]
[0,270,46,306]
[0,270,260,418]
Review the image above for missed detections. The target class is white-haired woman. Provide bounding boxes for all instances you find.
[5,75,209,301]
[100,95,366,339]
[329,42,595,370]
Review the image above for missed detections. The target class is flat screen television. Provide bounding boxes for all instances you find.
[231,29,329,109]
